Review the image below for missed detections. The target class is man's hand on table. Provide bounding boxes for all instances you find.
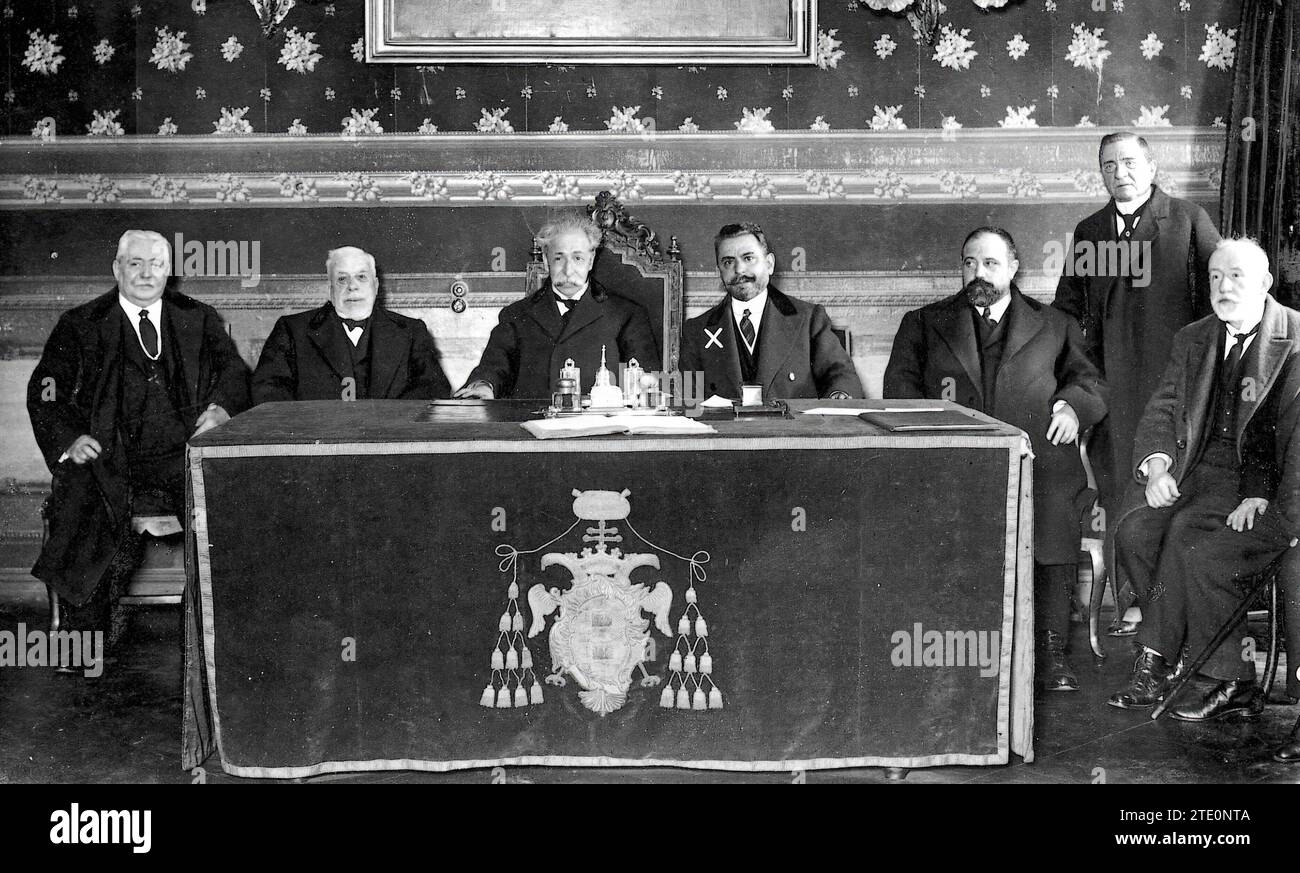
[192,404,230,438]
[453,381,495,399]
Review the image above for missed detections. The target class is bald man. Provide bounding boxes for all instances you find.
[28,230,250,651]
[1107,239,1300,722]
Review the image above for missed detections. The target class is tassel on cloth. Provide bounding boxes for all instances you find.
[692,688,707,710]
[699,653,713,675]
[668,651,682,671]
[709,687,724,709]
[507,581,519,599]
[695,617,708,637]
[505,648,519,669]
[521,647,533,669]
[676,687,691,709]
[514,685,528,708]
[491,649,504,671]
[660,686,675,708]
[496,686,513,708]
[479,684,496,707]
[498,612,512,633]
[530,683,544,705]
[685,587,697,604]
[683,653,697,674]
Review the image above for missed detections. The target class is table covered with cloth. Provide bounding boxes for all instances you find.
[181,399,1034,777]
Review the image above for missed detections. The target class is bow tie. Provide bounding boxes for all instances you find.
[339,316,369,331]
[554,293,577,311]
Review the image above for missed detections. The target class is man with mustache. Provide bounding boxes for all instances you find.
[456,212,658,398]
[27,229,250,652]
[678,222,862,400]
[1054,132,1221,637]
[252,246,451,403]
[885,227,1108,691]
[1106,239,1300,736]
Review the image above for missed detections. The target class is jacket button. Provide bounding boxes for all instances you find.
[788,372,795,381]
[1176,439,1186,449]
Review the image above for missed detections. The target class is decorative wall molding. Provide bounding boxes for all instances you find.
[1,128,1225,208]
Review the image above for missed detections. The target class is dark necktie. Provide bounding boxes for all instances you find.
[138,309,159,358]
[1117,201,1148,240]
[1221,323,1260,391]
[339,316,369,331]
[739,308,756,350]
[554,293,574,317]
[981,306,997,330]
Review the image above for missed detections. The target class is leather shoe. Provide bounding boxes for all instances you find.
[1272,730,1300,763]
[1107,619,1140,637]
[1170,679,1263,722]
[1038,630,1079,692]
[1107,647,1172,709]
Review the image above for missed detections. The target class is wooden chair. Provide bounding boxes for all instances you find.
[526,191,684,375]
[41,498,185,669]
[1078,432,1112,659]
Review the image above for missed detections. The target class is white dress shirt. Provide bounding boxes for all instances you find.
[974,292,1012,324]
[554,283,588,316]
[117,294,163,359]
[1113,188,1153,236]
[730,289,769,354]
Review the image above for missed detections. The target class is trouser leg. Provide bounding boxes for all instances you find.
[1034,561,1074,640]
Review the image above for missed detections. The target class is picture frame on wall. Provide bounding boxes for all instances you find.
[365,0,817,65]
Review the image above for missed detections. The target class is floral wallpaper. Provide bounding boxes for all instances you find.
[2,0,1241,137]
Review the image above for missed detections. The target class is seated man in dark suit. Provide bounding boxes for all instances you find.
[679,223,862,400]
[455,212,658,399]
[1107,239,1300,726]
[252,246,451,403]
[27,229,250,650]
[884,227,1108,691]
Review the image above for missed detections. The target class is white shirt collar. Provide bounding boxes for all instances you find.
[1114,188,1153,215]
[730,288,769,352]
[554,282,588,313]
[1223,316,1263,357]
[117,293,163,355]
[976,292,1013,324]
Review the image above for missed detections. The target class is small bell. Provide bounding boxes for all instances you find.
[700,653,713,674]
[692,688,707,710]
[479,684,496,707]
[676,687,691,709]
[685,587,697,604]
[498,612,511,633]
[496,686,513,708]
[491,649,504,670]
[708,687,724,709]
[505,648,519,669]
[521,647,533,669]
[507,581,519,599]
[660,686,675,708]
[530,683,544,705]
[514,685,528,707]
[695,617,709,637]
[512,613,524,632]
[677,615,690,636]
[683,653,697,674]
[668,651,682,671]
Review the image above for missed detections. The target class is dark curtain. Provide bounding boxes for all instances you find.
[1221,0,1300,307]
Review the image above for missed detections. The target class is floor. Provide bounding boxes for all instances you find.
[1,598,1297,785]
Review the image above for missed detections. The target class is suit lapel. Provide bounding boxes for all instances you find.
[997,288,1043,370]
[523,283,564,342]
[1185,319,1219,460]
[1237,297,1293,440]
[368,307,404,399]
[702,297,743,396]
[933,297,983,405]
[307,304,352,381]
[558,288,603,344]
[754,293,797,393]
[163,293,203,408]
